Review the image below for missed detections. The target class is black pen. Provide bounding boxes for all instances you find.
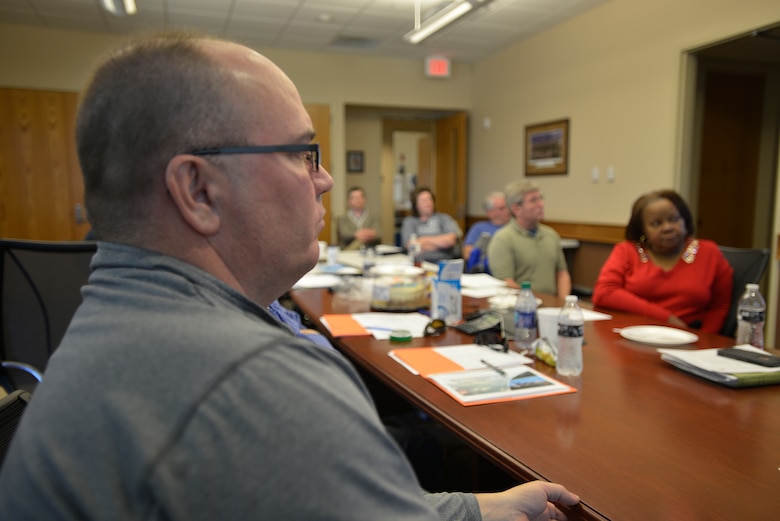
[480,359,507,376]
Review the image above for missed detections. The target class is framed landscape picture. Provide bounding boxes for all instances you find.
[525,119,569,176]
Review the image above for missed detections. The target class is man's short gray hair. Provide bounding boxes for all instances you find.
[504,181,540,207]
[483,191,506,211]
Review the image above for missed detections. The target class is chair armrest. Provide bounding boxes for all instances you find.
[1,361,43,382]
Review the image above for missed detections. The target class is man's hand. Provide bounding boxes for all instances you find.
[354,228,377,243]
[475,481,580,521]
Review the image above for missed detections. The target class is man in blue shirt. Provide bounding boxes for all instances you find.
[462,191,511,271]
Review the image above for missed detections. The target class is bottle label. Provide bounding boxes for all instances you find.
[515,310,536,329]
[558,324,584,338]
[739,310,765,323]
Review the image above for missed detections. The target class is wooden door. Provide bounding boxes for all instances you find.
[304,104,331,245]
[0,88,88,240]
[696,72,764,247]
[417,136,432,188]
[434,112,468,233]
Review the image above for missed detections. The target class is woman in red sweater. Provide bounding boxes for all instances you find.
[593,189,733,333]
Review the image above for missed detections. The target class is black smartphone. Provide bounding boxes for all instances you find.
[717,348,780,367]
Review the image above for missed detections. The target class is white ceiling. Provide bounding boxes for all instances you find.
[0,0,609,63]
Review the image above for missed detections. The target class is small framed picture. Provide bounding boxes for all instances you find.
[525,119,569,176]
[346,150,364,173]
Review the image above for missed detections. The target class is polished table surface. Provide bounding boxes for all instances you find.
[291,289,780,520]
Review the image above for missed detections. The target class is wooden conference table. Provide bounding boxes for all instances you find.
[290,288,780,520]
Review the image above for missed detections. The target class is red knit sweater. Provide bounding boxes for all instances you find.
[592,239,733,333]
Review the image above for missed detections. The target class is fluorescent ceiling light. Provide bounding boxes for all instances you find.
[101,0,137,17]
[404,1,474,45]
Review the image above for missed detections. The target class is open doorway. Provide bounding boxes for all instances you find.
[688,43,780,250]
[345,106,468,247]
[390,130,431,245]
[683,22,780,345]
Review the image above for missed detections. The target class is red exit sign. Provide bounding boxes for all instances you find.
[425,55,451,78]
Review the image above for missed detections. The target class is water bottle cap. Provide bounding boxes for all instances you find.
[521,281,531,289]
[565,295,578,303]
[746,283,759,291]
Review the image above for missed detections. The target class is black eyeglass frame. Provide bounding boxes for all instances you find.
[188,143,320,172]
[424,318,447,337]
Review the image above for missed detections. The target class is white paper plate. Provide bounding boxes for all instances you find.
[319,265,361,275]
[619,325,699,346]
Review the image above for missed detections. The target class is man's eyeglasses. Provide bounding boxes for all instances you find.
[188,143,319,172]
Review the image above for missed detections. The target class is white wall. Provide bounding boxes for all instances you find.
[470,0,780,222]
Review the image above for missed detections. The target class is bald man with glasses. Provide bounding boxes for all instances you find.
[0,32,578,520]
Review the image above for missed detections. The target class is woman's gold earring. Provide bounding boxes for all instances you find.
[640,235,646,243]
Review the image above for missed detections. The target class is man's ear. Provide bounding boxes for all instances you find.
[165,155,221,236]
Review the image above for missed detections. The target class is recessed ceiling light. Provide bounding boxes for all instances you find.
[100,0,137,16]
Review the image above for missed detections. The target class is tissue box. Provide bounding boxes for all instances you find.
[432,259,463,325]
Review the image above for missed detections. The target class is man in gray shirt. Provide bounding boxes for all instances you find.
[0,32,579,520]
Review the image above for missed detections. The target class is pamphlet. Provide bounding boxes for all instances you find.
[389,344,576,405]
[658,345,780,388]
[427,365,575,405]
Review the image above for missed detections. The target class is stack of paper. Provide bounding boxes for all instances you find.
[658,345,780,388]
[321,312,431,340]
[460,273,509,298]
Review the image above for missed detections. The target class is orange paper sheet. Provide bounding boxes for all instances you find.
[390,348,464,377]
[321,314,370,337]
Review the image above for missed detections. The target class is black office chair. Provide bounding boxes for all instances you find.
[0,361,43,395]
[0,389,32,468]
[0,239,96,391]
[718,246,770,338]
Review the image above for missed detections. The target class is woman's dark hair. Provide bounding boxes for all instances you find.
[625,189,694,242]
[411,186,435,217]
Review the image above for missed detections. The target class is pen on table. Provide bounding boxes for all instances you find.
[480,359,507,376]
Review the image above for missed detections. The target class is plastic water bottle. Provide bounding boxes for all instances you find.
[409,233,423,267]
[514,281,537,355]
[361,246,376,272]
[557,295,584,376]
[735,283,765,349]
